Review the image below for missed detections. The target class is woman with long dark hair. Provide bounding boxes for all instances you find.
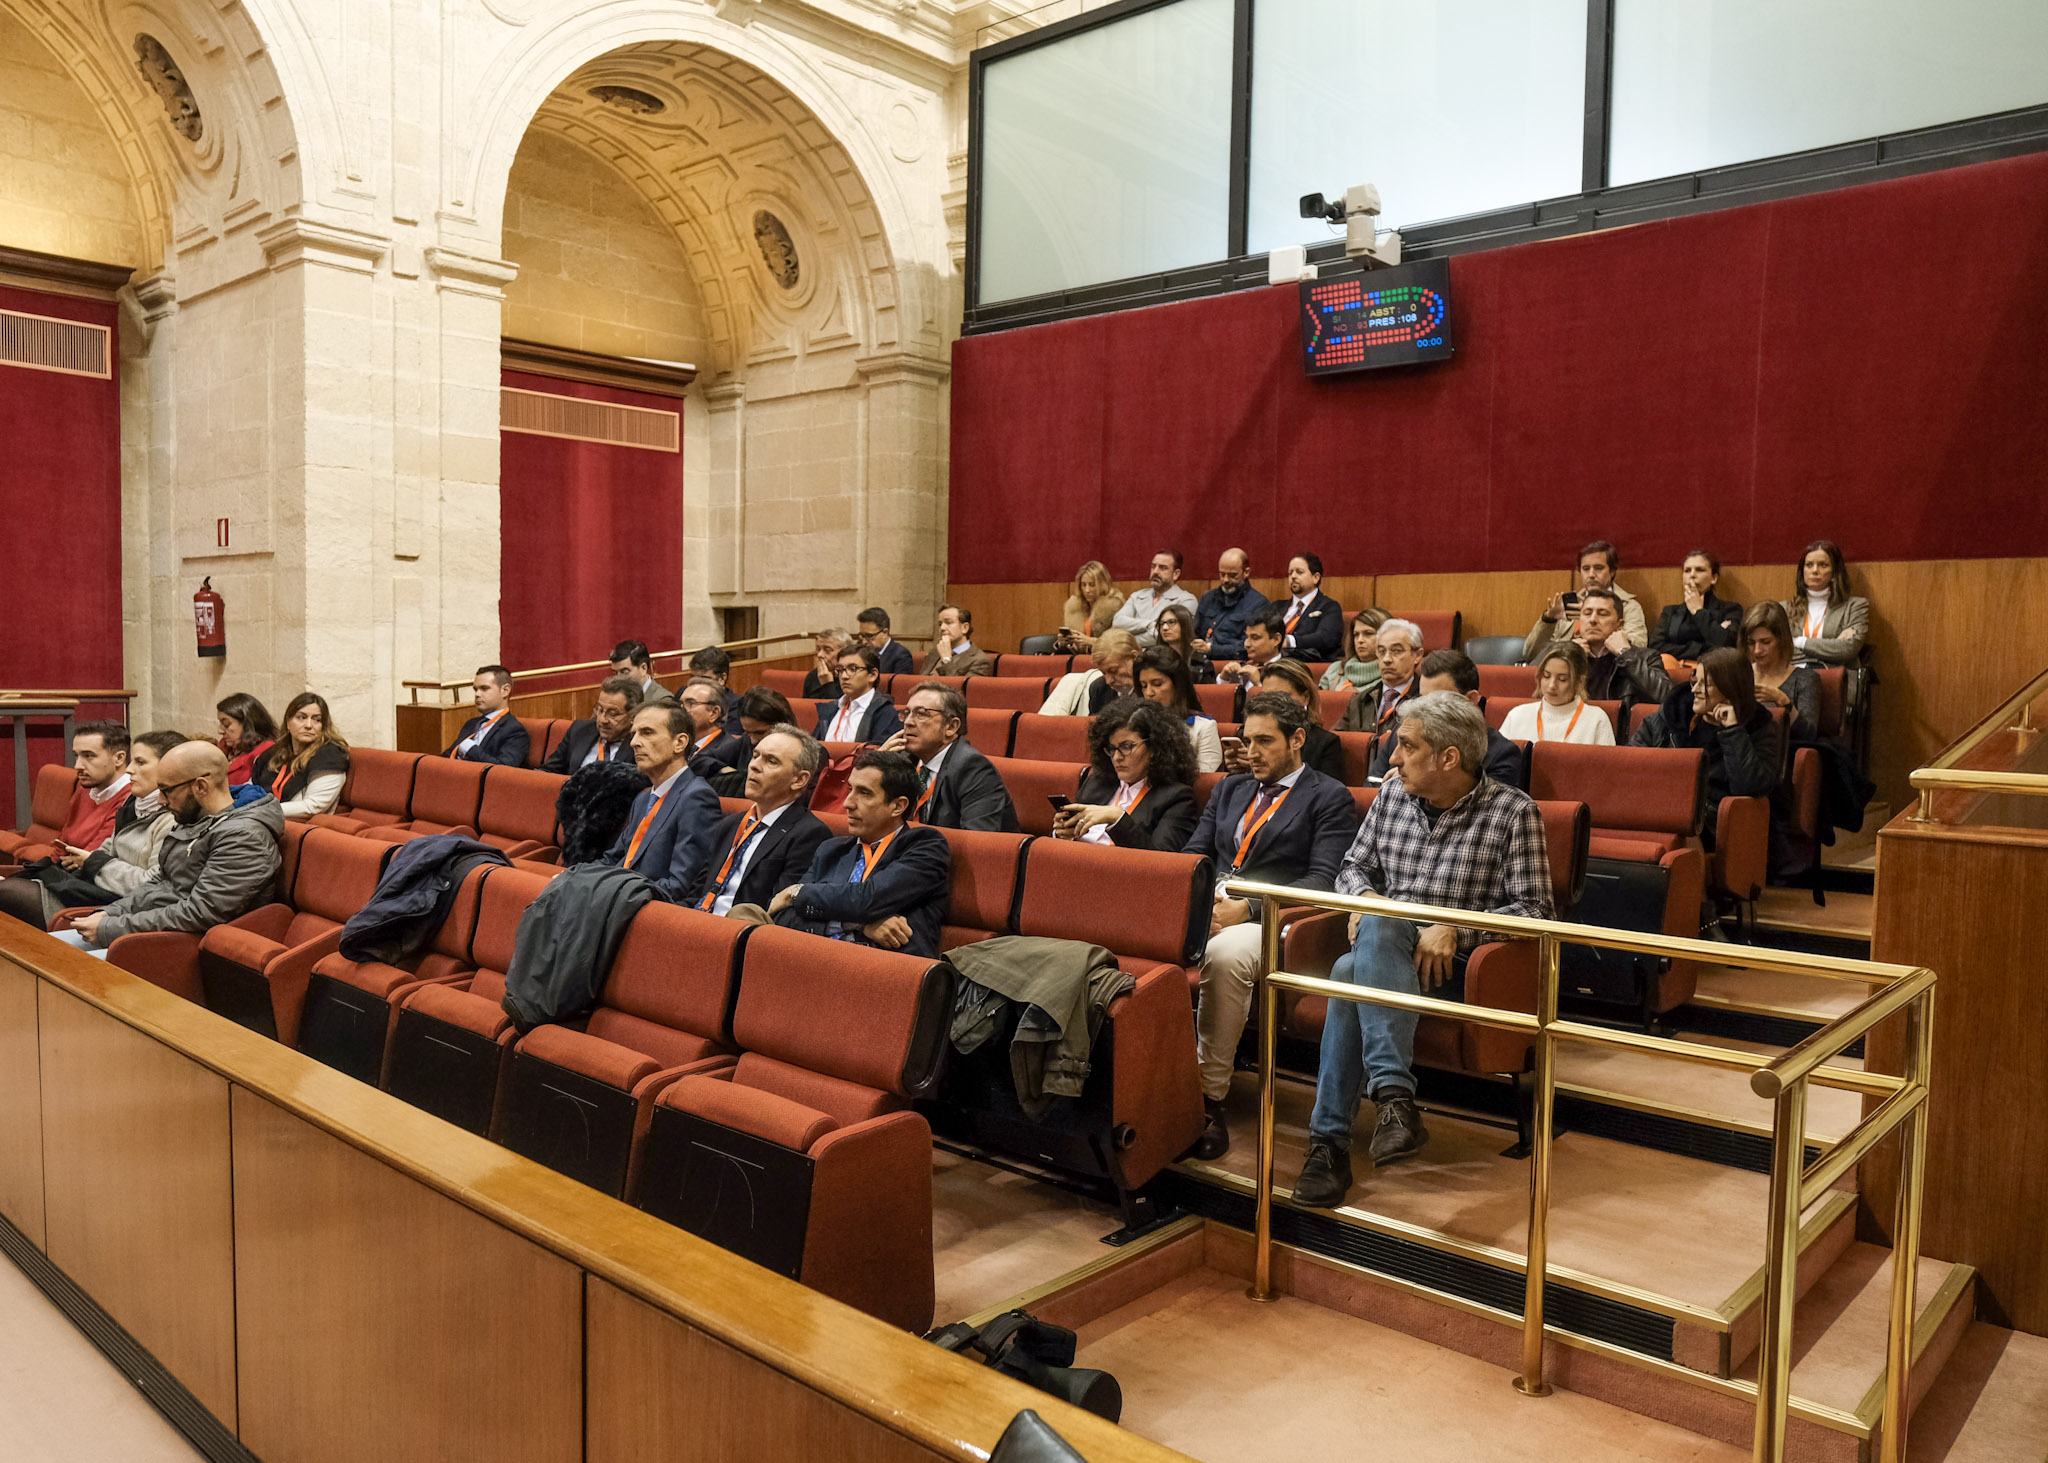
[1133,645,1222,772]
[1782,538,1870,668]
[1052,697,1200,851]
[215,692,278,786]
[1155,602,1214,683]
[250,692,353,818]
[1629,647,1784,841]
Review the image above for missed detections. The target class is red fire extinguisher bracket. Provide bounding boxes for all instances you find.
[194,577,227,659]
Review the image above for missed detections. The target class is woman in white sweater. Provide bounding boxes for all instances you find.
[1499,642,1616,746]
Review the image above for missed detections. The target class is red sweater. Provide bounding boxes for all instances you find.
[58,779,127,852]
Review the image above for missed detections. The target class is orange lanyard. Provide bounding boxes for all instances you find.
[1804,605,1825,638]
[853,828,898,882]
[269,755,296,798]
[692,731,718,756]
[831,700,857,738]
[1231,786,1292,870]
[696,809,762,909]
[913,770,937,818]
[1118,781,1150,818]
[1536,701,1585,742]
[1286,599,1307,632]
[623,791,665,868]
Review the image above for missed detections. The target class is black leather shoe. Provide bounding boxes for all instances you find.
[1190,1098,1231,1161]
[1368,1091,1428,1164]
[1291,1140,1353,1207]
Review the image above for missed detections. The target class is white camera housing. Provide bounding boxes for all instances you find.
[1342,184,1403,269]
[1267,244,1318,285]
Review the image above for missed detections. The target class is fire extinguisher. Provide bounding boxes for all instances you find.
[194,577,226,659]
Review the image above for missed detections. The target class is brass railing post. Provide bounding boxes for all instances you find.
[1753,1077,1810,1462]
[1247,899,1282,1303]
[1513,932,1559,1398]
[1878,991,1935,1463]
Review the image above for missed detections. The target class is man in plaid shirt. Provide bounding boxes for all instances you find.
[1295,692,1553,1207]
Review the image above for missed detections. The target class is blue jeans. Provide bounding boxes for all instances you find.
[1309,915,1459,1145]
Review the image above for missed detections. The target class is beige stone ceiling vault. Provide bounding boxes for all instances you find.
[524,41,898,377]
[0,0,310,284]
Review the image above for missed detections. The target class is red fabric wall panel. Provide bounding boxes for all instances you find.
[949,150,2048,582]
[498,369,683,671]
[0,284,122,822]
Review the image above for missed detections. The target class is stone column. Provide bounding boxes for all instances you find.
[855,351,951,632]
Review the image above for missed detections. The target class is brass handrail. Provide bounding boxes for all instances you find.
[1226,879,1935,1463]
[1908,664,2048,820]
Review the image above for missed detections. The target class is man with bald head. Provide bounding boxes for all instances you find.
[1193,547,1271,664]
[55,741,286,957]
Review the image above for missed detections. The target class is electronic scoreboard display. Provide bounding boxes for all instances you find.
[1298,258,1453,375]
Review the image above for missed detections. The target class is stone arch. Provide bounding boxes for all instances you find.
[455,4,929,373]
[0,0,309,275]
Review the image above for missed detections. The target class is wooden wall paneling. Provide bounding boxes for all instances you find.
[229,1086,583,1463]
[948,581,1069,659]
[0,956,44,1246]
[1372,569,1565,646]
[586,1278,953,1463]
[35,982,237,1425]
[1866,818,2048,1335]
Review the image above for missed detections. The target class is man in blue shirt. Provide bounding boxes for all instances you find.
[1192,547,1270,664]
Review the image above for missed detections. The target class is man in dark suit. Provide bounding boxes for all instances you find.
[1341,619,1426,782]
[814,644,904,745]
[598,702,721,902]
[689,646,746,734]
[769,749,951,959]
[856,606,916,677]
[691,725,833,916]
[608,640,677,709]
[680,676,749,785]
[1277,553,1344,662]
[1232,660,1347,784]
[1181,692,1361,1159]
[884,682,1019,832]
[446,665,531,766]
[541,675,641,775]
[1417,650,1527,790]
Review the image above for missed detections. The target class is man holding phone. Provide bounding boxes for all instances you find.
[1522,539,1648,662]
[1179,693,1359,1160]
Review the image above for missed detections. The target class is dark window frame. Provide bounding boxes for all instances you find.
[964,0,2048,335]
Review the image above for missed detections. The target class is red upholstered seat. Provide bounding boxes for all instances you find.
[496,903,748,1199]
[0,763,77,858]
[1389,610,1461,651]
[1194,682,1237,722]
[1336,730,1377,786]
[983,755,1087,834]
[515,717,552,768]
[196,828,393,1044]
[936,827,1031,951]
[1318,686,1354,729]
[1009,713,1090,764]
[1529,743,1707,1012]
[306,747,419,836]
[361,756,486,843]
[638,925,953,1331]
[965,677,1052,711]
[1476,663,1533,700]
[476,765,565,861]
[759,668,808,700]
[382,868,553,1134]
[989,654,1073,679]
[962,708,1017,758]
[935,837,1209,1199]
[1191,771,1225,813]
[298,862,496,1083]
[1812,668,1845,740]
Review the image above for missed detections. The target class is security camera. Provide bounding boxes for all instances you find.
[1299,192,1346,224]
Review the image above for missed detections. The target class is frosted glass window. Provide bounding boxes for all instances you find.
[1246,0,1586,254]
[1611,0,2048,186]
[978,0,1235,303]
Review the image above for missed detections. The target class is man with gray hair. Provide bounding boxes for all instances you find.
[688,724,834,917]
[882,681,1019,832]
[1337,617,1425,761]
[1293,691,1554,1207]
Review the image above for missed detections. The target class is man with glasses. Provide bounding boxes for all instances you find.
[855,606,915,677]
[54,742,285,958]
[679,676,748,785]
[541,675,641,774]
[882,682,1018,832]
[813,644,903,745]
[1192,547,1270,664]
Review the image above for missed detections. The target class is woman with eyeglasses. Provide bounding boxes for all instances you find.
[1154,602,1215,683]
[1133,645,1223,772]
[1053,697,1200,851]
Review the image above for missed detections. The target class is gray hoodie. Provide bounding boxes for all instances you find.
[96,793,287,944]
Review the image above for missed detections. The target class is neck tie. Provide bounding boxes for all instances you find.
[696,810,763,910]
[623,792,665,868]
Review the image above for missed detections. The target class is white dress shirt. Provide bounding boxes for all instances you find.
[457,709,506,755]
[709,800,793,917]
[827,688,876,742]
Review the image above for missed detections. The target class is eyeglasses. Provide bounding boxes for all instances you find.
[156,776,202,798]
[1107,739,1145,757]
[902,707,948,724]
